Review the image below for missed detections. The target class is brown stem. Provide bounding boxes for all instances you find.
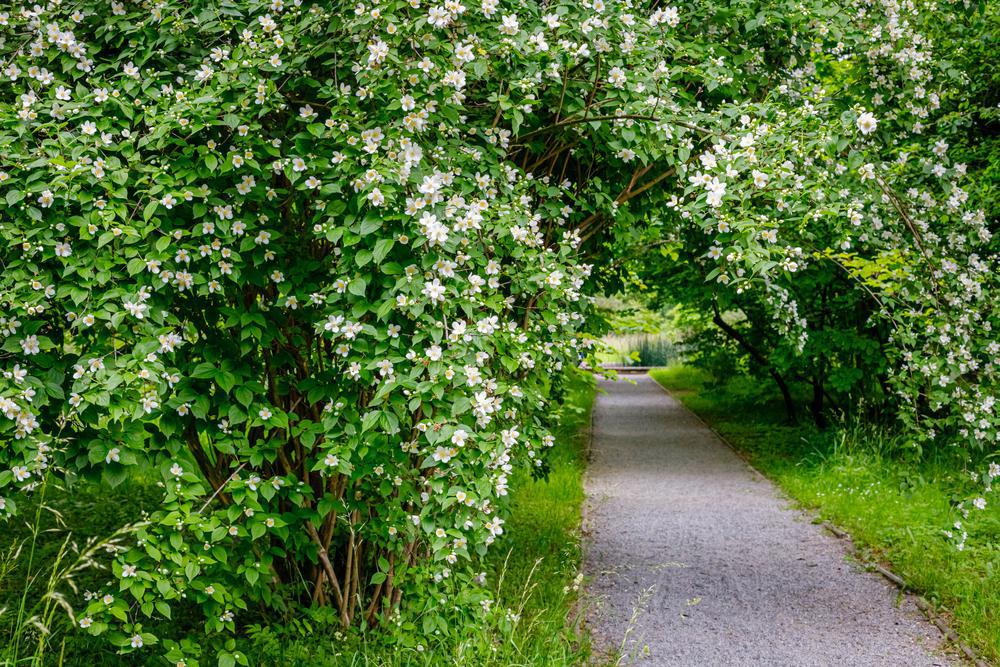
[304,520,349,624]
[312,569,326,606]
[348,537,361,621]
[342,510,358,622]
[576,167,678,244]
[514,114,659,143]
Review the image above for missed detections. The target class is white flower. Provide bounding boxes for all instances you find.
[499,14,520,35]
[130,634,143,648]
[20,335,40,355]
[423,278,447,303]
[124,301,148,319]
[856,111,877,135]
[607,67,627,89]
[432,446,458,463]
[12,466,31,482]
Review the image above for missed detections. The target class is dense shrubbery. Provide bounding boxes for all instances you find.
[0,1,605,662]
[616,0,999,502]
[0,0,995,662]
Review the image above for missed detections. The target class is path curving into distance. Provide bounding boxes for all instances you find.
[583,375,951,667]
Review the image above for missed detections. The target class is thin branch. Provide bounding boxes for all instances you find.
[196,463,246,514]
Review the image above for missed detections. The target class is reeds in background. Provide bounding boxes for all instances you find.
[601,333,685,367]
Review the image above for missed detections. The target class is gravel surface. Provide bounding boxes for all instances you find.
[583,375,951,666]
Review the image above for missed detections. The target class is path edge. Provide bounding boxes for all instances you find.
[576,375,622,666]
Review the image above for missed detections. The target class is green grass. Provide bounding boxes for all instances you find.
[1,370,598,666]
[478,371,597,661]
[1,475,164,666]
[649,365,1000,663]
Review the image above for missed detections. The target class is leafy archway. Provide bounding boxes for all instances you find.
[0,0,994,663]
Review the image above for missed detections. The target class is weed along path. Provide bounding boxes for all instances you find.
[583,375,950,666]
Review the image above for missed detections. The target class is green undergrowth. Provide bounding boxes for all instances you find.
[0,475,164,665]
[1,371,597,666]
[649,366,1000,663]
[246,369,598,666]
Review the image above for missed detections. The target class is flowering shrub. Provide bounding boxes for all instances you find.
[606,0,998,539]
[0,1,608,662]
[0,0,995,661]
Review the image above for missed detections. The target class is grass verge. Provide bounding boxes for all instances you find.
[649,365,1000,663]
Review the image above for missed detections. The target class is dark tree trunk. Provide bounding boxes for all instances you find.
[711,303,797,424]
[810,379,827,428]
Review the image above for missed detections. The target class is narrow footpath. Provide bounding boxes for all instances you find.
[584,375,950,666]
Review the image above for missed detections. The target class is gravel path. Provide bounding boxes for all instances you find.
[583,375,950,666]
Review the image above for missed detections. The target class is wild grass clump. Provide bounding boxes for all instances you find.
[1,476,142,667]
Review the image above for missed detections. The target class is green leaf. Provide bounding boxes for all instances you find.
[348,277,367,297]
[361,410,380,433]
[191,362,216,379]
[373,238,394,264]
[143,199,159,222]
[155,600,172,619]
[127,258,147,275]
[217,371,237,393]
[355,249,373,267]
[235,386,254,407]
[359,216,382,235]
[5,190,24,206]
